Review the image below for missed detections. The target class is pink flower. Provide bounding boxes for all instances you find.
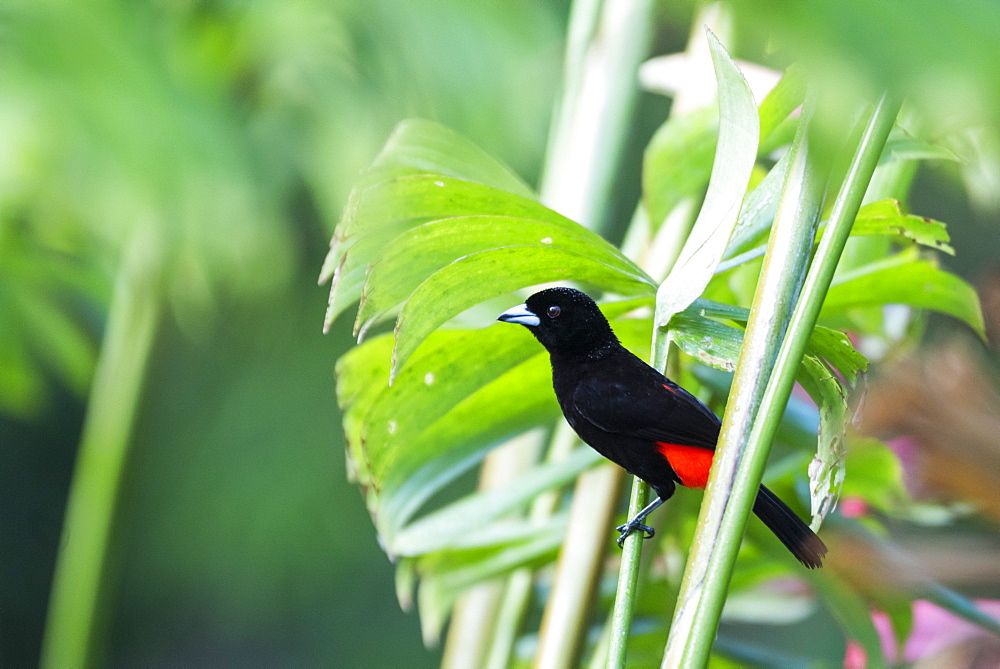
[847,599,1000,666]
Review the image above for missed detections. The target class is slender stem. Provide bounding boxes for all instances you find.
[484,571,534,669]
[663,98,824,667]
[606,477,649,668]
[608,331,680,666]
[41,229,161,668]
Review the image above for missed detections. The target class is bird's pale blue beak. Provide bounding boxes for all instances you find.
[497,303,540,327]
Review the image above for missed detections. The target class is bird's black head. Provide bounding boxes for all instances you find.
[497,287,618,358]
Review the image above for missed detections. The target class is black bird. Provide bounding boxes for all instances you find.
[498,287,827,568]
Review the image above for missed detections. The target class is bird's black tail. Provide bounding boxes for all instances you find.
[752,485,827,568]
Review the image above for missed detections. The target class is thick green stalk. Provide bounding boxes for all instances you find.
[665,95,900,667]
[662,100,824,667]
[539,0,655,230]
[41,229,162,668]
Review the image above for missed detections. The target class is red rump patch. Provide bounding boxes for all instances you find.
[656,442,714,489]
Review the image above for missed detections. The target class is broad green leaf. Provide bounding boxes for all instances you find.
[391,246,656,376]
[822,257,985,336]
[321,116,537,330]
[323,175,549,330]
[669,310,741,372]
[846,199,954,254]
[378,354,558,535]
[363,325,544,479]
[357,214,646,335]
[366,118,533,198]
[655,33,760,328]
[332,175,561,250]
[336,325,544,495]
[675,299,868,384]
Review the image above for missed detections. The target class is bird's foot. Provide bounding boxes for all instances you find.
[615,521,655,548]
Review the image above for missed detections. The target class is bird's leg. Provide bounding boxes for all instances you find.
[616,496,665,548]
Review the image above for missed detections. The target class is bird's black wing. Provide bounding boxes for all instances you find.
[569,355,721,449]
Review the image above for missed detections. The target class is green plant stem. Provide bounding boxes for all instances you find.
[662,98,824,668]
[665,94,900,668]
[608,338,680,666]
[539,0,655,230]
[606,477,649,668]
[41,229,161,668]
[735,92,901,505]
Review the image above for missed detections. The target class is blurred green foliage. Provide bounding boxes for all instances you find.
[2,0,565,665]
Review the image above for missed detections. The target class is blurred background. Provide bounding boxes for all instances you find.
[3,0,998,666]
[2,1,567,665]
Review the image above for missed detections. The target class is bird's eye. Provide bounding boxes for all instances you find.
[547,306,561,318]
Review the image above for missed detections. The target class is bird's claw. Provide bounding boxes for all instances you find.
[615,521,655,548]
